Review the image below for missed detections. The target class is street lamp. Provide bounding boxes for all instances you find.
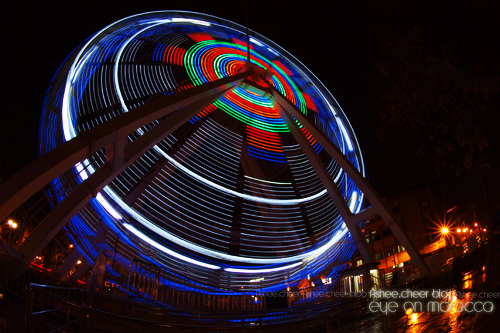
[441,227,449,235]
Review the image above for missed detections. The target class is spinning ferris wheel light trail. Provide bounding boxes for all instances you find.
[0,11,430,293]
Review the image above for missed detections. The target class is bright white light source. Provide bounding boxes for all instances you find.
[172,18,210,26]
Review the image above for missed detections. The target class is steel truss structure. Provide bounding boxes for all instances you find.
[0,11,430,295]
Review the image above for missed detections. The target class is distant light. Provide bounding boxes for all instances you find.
[464,228,468,232]
[406,308,413,315]
[77,260,82,265]
[11,222,18,229]
[69,244,74,248]
[457,229,461,233]
[475,223,478,227]
[412,313,417,323]
[446,206,457,213]
[441,227,449,235]
[7,219,13,225]
[483,229,487,232]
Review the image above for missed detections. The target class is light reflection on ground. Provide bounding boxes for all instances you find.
[385,266,500,333]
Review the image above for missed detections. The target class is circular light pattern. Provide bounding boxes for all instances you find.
[39,11,366,293]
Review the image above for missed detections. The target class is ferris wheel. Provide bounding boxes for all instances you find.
[35,11,374,292]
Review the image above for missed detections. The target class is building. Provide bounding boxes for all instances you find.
[353,187,446,282]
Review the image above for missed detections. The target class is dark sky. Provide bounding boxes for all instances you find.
[2,1,499,211]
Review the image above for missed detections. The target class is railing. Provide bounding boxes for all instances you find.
[3,248,457,332]
[0,250,60,299]
[26,283,388,332]
[127,258,163,307]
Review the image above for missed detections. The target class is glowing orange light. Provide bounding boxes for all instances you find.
[406,308,413,315]
[441,227,449,235]
[457,229,461,233]
[69,244,74,248]
[7,219,13,225]
[412,313,417,323]
[475,223,478,227]
[464,228,468,232]
[11,222,18,229]
[483,229,487,232]
[77,260,82,265]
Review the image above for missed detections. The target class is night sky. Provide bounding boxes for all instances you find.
[2,1,499,215]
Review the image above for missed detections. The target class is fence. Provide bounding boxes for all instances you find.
[26,283,388,333]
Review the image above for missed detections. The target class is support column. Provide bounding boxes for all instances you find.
[0,71,252,221]
[18,76,247,264]
[273,100,374,264]
[273,89,431,276]
[57,221,108,280]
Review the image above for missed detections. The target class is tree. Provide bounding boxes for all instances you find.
[375,27,498,177]
[374,27,499,290]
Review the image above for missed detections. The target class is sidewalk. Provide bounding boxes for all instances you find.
[386,255,500,333]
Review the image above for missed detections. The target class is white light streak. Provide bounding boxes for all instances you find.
[250,277,265,282]
[124,223,220,269]
[172,18,210,26]
[160,152,327,205]
[96,193,122,220]
[225,262,302,273]
[244,175,292,185]
[349,191,358,213]
[250,37,263,46]
[267,47,279,56]
[75,162,89,180]
[335,116,353,151]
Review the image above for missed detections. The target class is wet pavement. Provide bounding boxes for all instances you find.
[385,265,500,333]
[0,263,499,332]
